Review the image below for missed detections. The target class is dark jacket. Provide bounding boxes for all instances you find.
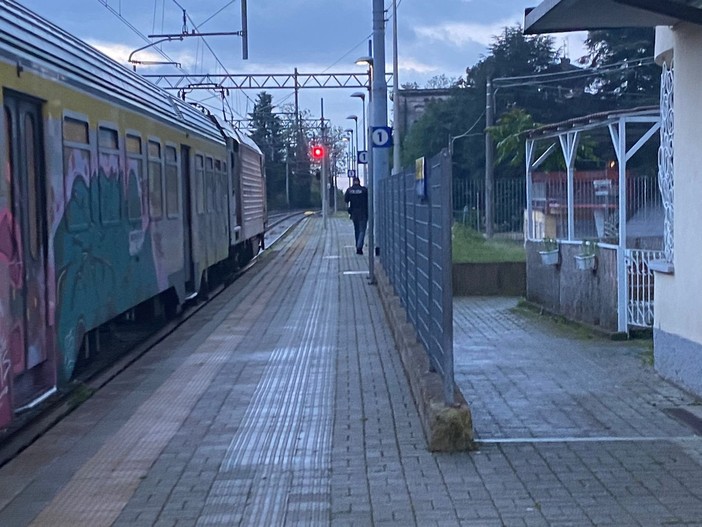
[344,183,368,221]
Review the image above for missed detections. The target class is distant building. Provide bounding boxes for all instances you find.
[394,88,452,138]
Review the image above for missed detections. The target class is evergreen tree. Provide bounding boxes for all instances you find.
[249,92,286,208]
[579,28,659,106]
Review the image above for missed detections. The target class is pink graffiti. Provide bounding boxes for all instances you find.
[0,339,10,427]
[0,209,22,288]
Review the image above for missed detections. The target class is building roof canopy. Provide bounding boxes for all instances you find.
[524,0,702,34]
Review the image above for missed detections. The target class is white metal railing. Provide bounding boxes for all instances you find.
[626,248,664,327]
[659,61,674,263]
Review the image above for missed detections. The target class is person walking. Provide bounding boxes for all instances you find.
[344,177,368,255]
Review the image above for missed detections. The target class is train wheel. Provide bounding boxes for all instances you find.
[161,289,180,321]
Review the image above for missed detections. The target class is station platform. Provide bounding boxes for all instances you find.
[2,216,702,526]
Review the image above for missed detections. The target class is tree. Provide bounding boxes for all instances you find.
[425,75,460,89]
[579,28,659,106]
[402,25,568,180]
[249,92,286,208]
[489,108,537,170]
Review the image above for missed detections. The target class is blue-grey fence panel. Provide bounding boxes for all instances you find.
[377,150,454,404]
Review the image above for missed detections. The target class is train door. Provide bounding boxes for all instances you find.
[3,91,53,408]
[180,145,194,292]
[231,149,242,228]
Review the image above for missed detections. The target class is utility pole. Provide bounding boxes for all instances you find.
[485,78,495,238]
[371,0,388,277]
[392,0,401,175]
[240,0,248,60]
[321,99,327,231]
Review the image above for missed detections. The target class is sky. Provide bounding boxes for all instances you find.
[15,0,585,145]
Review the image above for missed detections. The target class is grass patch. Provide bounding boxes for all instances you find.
[452,224,525,263]
[511,301,596,340]
[67,383,95,410]
[641,341,654,367]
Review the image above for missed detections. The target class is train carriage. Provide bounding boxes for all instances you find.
[0,1,266,429]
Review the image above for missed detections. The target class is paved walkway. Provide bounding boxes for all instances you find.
[0,217,701,526]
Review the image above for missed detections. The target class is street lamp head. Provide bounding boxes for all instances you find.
[355,56,373,66]
[344,128,354,134]
[350,92,365,101]
[346,114,358,121]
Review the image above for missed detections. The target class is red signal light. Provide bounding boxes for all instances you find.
[311,145,325,160]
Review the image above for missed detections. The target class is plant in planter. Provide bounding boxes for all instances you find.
[574,239,598,271]
[538,237,559,265]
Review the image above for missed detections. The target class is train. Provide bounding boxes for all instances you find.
[0,1,267,429]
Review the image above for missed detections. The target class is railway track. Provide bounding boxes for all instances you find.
[0,210,310,467]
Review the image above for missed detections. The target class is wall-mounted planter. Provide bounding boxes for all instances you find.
[574,253,597,272]
[539,249,559,266]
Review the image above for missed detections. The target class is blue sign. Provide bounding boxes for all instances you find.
[371,126,393,148]
[347,169,356,178]
[357,150,368,164]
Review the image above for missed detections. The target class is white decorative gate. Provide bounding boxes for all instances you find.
[626,249,664,328]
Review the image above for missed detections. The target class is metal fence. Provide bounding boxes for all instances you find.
[454,173,661,241]
[378,149,454,404]
[453,177,525,234]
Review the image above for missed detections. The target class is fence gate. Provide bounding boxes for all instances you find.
[625,248,663,328]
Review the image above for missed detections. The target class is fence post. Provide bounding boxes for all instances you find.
[441,150,455,404]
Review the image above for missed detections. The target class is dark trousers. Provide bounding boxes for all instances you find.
[352,217,367,251]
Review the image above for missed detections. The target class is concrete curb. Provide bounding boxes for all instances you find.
[375,265,475,452]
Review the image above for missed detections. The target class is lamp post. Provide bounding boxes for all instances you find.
[344,127,355,179]
[346,115,359,178]
[342,136,352,186]
[350,92,367,185]
[355,56,376,283]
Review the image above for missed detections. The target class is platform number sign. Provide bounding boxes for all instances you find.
[371,126,393,148]
[416,156,427,199]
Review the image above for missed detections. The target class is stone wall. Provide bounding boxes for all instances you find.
[525,241,619,332]
[452,262,525,296]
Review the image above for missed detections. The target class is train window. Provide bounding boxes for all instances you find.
[218,160,227,212]
[148,140,163,219]
[213,159,222,211]
[221,161,228,212]
[165,145,179,218]
[98,127,121,225]
[63,118,88,144]
[98,127,118,149]
[206,157,214,213]
[126,134,143,222]
[195,154,204,214]
[25,114,40,259]
[62,116,91,231]
[126,135,141,154]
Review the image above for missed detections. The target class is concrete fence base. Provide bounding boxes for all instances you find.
[376,265,475,452]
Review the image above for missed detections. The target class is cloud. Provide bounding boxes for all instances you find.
[398,57,440,76]
[413,16,522,48]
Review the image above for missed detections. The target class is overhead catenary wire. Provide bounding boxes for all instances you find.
[494,57,657,89]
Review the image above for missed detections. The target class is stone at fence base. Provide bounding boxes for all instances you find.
[376,265,475,452]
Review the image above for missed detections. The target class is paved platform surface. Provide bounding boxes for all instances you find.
[1,216,702,526]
